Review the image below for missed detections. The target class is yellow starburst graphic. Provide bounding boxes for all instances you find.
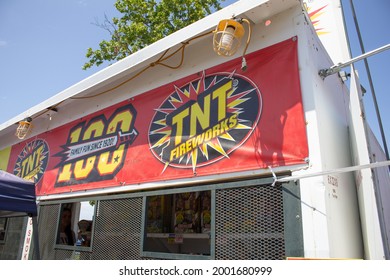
[14,139,50,183]
[149,71,261,173]
[306,4,329,36]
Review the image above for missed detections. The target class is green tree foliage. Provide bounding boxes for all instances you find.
[83,0,224,70]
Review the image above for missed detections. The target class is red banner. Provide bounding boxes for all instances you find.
[7,37,308,196]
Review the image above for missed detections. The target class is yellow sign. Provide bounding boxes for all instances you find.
[0,147,11,171]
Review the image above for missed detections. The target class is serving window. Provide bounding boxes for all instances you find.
[143,190,212,258]
[56,201,95,249]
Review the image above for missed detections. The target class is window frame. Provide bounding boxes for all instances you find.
[141,188,215,260]
[54,200,96,252]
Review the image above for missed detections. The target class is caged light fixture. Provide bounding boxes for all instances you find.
[213,17,252,71]
[15,117,33,140]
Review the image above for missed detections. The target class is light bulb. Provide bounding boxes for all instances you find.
[220,26,235,51]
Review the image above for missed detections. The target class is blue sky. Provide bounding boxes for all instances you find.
[341,0,390,155]
[0,0,389,153]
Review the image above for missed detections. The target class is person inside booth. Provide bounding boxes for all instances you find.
[76,219,92,247]
[58,207,76,245]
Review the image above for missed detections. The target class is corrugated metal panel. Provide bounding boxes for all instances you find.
[215,184,285,259]
[90,198,143,260]
[0,217,26,259]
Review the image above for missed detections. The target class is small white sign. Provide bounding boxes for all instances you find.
[21,217,33,260]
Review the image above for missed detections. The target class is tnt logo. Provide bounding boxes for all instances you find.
[14,139,49,183]
[55,104,138,186]
[149,71,261,172]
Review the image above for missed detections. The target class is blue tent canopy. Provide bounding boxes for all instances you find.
[0,170,40,259]
[0,170,37,217]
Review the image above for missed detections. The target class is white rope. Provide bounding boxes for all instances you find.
[276,160,390,183]
[268,166,277,187]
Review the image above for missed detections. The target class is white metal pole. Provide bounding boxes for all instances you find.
[318,44,390,78]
